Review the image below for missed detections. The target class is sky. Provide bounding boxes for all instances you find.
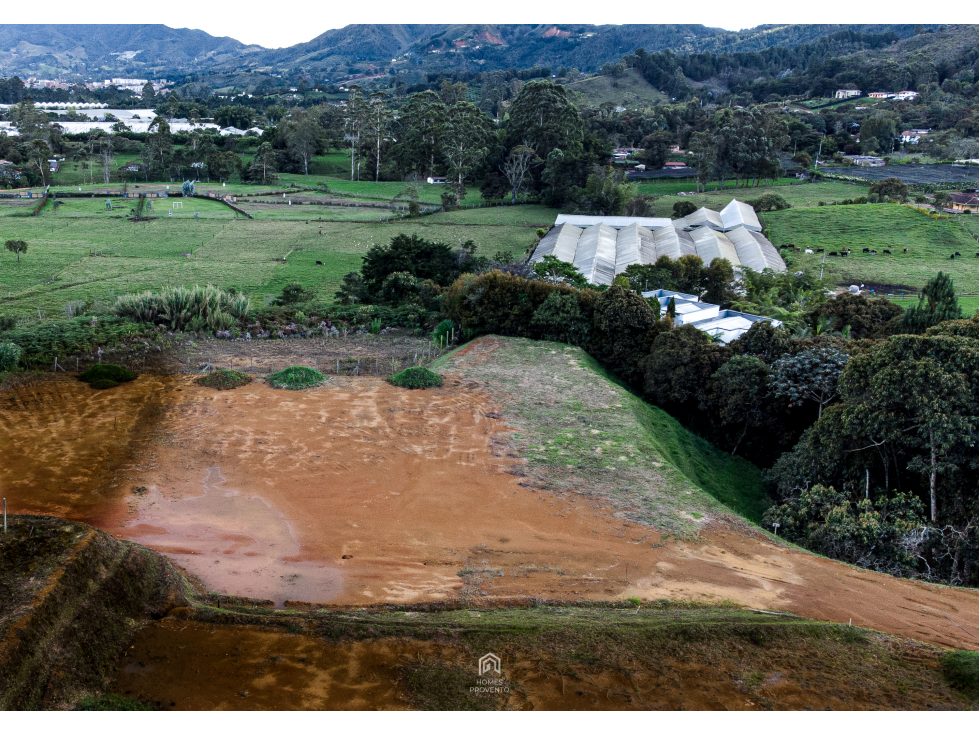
[168,23,757,48]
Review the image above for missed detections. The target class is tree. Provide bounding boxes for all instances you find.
[283,109,322,176]
[27,138,50,184]
[99,135,114,184]
[361,234,458,294]
[391,91,446,179]
[772,347,850,418]
[902,272,962,334]
[141,81,156,105]
[4,239,27,263]
[265,105,287,125]
[143,117,174,180]
[591,285,664,385]
[710,355,771,455]
[363,92,392,182]
[623,195,656,217]
[441,102,492,197]
[840,335,979,522]
[246,142,278,185]
[816,293,902,338]
[504,80,583,159]
[501,145,537,205]
[532,255,587,288]
[672,200,697,219]
[573,166,634,215]
[869,176,909,203]
[344,86,367,181]
[639,130,674,169]
[214,105,254,130]
[206,151,242,182]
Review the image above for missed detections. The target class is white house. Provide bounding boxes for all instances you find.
[835,89,862,99]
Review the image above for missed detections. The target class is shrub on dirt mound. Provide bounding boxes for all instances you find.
[78,364,136,389]
[943,651,979,697]
[268,366,326,390]
[197,369,252,390]
[387,367,443,389]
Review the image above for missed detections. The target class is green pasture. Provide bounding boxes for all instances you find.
[646,180,871,217]
[0,203,549,317]
[765,205,979,293]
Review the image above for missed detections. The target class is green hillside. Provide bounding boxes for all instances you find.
[440,337,769,530]
[566,68,666,109]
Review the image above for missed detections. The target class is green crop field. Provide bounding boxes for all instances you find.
[764,205,979,294]
[0,202,555,318]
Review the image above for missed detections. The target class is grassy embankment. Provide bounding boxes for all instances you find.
[436,337,769,530]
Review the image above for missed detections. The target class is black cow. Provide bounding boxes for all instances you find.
[955,252,962,256]
[903,248,909,253]
[882,249,891,254]
[862,247,870,253]
[951,254,956,259]
[870,249,878,255]
[816,248,825,253]
[315,261,323,266]
[829,251,839,256]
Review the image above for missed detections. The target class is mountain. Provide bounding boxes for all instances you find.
[0,24,260,78]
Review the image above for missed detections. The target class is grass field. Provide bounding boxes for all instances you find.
[565,68,666,109]
[646,180,872,218]
[764,204,979,294]
[0,203,555,318]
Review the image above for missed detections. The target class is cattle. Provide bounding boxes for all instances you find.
[863,247,870,253]
[805,248,814,254]
[315,261,323,266]
[840,250,849,257]
[975,252,979,258]
[870,249,878,255]
[779,245,789,249]
[829,251,839,256]
[903,248,909,253]
[816,248,825,253]
[950,254,956,259]
[882,249,891,254]
[955,252,962,256]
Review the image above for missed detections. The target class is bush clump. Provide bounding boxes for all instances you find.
[197,369,253,390]
[78,363,137,390]
[943,651,979,697]
[0,341,22,372]
[387,366,444,389]
[267,365,326,390]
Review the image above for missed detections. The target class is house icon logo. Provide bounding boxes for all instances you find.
[478,653,501,675]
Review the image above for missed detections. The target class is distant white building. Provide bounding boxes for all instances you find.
[895,90,919,101]
[835,89,862,99]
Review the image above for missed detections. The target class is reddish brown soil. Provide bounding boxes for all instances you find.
[3,375,979,651]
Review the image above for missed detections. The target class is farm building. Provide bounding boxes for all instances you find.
[643,289,782,344]
[950,193,979,213]
[531,199,785,286]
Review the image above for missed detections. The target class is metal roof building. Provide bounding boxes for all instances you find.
[644,289,782,344]
[533,199,785,286]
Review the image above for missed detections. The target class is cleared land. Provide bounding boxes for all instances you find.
[566,68,666,109]
[764,205,979,293]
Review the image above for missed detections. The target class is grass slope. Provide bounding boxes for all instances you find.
[566,68,666,109]
[439,337,768,531]
[764,204,979,293]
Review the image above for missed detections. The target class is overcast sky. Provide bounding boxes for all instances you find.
[168,23,757,48]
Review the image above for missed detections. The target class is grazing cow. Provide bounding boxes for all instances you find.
[315,261,323,266]
[841,250,849,257]
[862,247,870,253]
[975,252,979,258]
[816,248,825,253]
[950,254,956,259]
[955,252,962,256]
[805,248,814,254]
[870,249,878,255]
[829,251,839,256]
[779,245,789,249]
[882,249,891,254]
[903,248,909,253]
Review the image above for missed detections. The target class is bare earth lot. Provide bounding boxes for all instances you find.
[2,338,979,653]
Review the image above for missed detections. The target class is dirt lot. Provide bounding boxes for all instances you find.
[3,358,979,650]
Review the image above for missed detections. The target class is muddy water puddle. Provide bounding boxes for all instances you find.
[123,467,341,606]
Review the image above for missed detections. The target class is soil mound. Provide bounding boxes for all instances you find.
[267,366,326,390]
[0,515,191,710]
[387,367,443,389]
[196,369,252,391]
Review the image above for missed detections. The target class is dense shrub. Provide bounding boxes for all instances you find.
[750,193,791,212]
[388,367,444,389]
[268,366,326,390]
[197,369,252,390]
[2,316,148,366]
[0,341,21,372]
[114,285,250,331]
[943,651,979,697]
[814,293,903,339]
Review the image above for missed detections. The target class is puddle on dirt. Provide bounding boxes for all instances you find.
[123,467,342,607]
